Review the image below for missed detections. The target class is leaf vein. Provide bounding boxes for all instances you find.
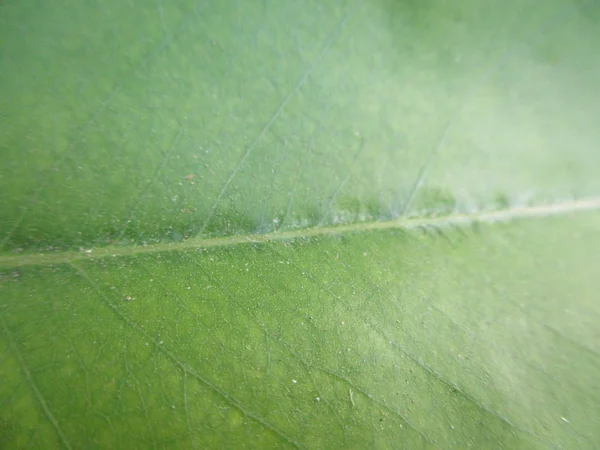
[198,10,354,235]
[4,197,599,269]
[70,261,303,449]
[264,244,558,447]
[318,366,440,448]
[0,314,73,450]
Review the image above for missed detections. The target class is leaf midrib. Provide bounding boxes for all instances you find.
[2,196,599,269]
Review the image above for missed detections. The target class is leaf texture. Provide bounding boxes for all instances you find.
[1,0,600,448]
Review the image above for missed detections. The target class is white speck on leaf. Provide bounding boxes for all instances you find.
[292,379,297,384]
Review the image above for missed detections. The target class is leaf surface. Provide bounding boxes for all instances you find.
[1,0,599,448]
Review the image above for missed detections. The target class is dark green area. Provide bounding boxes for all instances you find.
[1,213,600,448]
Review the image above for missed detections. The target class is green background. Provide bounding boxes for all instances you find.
[1,0,599,448]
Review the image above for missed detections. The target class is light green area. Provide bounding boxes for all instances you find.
[2,0,600,250]
[1,0,600,448]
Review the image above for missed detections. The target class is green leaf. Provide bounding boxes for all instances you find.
[1,0,599,448]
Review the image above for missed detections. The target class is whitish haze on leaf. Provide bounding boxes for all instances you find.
[1,0,600,448]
